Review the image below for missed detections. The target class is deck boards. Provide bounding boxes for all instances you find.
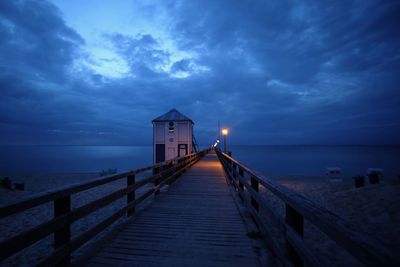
[86,152,261,267]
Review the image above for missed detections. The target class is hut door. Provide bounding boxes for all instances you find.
[155,144,165,163]
[178,144,188,157]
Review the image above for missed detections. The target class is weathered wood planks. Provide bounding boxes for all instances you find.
[86,153,261,267]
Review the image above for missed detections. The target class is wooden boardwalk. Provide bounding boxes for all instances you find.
[86,152,261,267]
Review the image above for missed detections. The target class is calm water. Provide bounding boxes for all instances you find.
[0,145,399,177]
[0,146,153,173]
[231,145,400,178]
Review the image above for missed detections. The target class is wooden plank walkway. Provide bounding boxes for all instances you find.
[86,152,262,267]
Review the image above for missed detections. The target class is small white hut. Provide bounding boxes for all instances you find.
[152,108,195,163]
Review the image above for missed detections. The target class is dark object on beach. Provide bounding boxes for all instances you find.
[99,168,118,176]
[1,177,13,190]
[14,182,25,191]
[368,172,380,184]
[353,176,365,188]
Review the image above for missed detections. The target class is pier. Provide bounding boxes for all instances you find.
[87,152,260,267]
[0,149,399,267]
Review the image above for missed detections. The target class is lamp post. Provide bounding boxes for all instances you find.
[221,128,228,152]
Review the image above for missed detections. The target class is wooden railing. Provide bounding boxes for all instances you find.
[0,149,209,266]
[216,150,399,267]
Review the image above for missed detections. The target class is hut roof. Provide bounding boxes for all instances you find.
[152,108,194,124]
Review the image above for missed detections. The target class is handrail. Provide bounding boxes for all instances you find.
[0,149,210,265]
[216,150,399,267]
[0,156,185,219]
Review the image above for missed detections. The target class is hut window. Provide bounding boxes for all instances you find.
[168,121,174,133]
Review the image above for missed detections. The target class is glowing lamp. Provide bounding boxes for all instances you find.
[221,128,228,152]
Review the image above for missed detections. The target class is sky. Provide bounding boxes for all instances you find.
[0,0,399,146]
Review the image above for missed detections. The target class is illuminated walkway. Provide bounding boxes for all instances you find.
[86,152,261,267]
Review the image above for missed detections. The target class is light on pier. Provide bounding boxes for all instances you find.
[221,128,228,152]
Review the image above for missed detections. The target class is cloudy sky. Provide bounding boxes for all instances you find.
[0,0,399,145]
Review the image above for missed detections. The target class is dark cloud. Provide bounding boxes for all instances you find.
[0,0,399,145]
[0,1,100,144]
[0,0,83,82]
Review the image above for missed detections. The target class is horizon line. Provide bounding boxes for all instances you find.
[0,144,399,147]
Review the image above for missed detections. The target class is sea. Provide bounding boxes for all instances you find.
[0,145,399,178]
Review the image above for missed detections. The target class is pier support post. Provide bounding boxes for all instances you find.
[231,162,237,188]
[238,167,245,193]
[54,195,71,265]
[285,204,304,267]
[250,177,259,212]
[127,174,135,216]
[153,166,161,195]
[167,162,174,184]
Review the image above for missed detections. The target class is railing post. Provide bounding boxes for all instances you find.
[155,166,161,195]
[250,177,259,212]
[225,158,233,185]
[54,195,71,265]
[167,162,175,184]
[127,174,135,216]
[152,166,159,175]
[238,167,244,192]
[230,161,235,183]
[286,204,304,267]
